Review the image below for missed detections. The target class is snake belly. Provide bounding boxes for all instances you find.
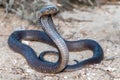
[38,14,104,72]
[8,5,103,73]
[8,30,103,72]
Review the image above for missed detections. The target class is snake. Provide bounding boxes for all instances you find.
[8,5,104,73]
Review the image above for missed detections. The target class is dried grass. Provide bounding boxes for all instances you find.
[0,0,119,24]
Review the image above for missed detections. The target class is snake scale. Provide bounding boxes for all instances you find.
[8,5,103,73]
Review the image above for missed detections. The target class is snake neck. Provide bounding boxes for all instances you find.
[39,15,69,72]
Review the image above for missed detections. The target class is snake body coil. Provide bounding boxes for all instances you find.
[8,6,103,73]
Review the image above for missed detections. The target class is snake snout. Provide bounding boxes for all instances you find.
[39,5,59,17]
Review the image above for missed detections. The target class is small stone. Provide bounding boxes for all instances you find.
[26,69,34,74]
[64,76,68,79]
[22,40,29,45]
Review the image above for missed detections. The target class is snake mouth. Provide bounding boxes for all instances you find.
[39,5,59,17]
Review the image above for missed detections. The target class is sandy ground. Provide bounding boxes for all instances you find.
[0,4,120,80]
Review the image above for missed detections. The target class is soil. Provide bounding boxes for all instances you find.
[0,4,120,80]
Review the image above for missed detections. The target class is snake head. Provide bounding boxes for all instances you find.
[39,5,59,17]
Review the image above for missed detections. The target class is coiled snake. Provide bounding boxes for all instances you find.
[8,5,103,73]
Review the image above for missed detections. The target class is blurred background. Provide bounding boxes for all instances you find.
[0,0,119,24]
[0,0,120,80]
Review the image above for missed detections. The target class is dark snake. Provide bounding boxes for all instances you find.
[8,5,104,73]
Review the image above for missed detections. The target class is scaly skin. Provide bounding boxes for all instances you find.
[8,5,104,73]
[38,5,69,73]
[8,30,103,72]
